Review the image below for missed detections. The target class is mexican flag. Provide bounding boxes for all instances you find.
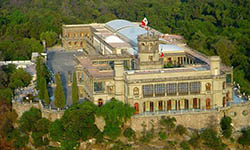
[141,17,148,26]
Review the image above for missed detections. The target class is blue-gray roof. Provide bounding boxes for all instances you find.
[105,19,137,32]
[159,44,183,52]
[117,26,147,46]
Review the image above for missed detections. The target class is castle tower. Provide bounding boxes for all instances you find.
[210,56,221,76]
[137,33,162,70]
[114,60,124,102]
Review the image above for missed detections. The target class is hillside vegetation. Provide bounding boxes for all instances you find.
[0,0,249,93]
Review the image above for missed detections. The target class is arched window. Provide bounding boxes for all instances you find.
[134,103,139,114]
[68,32,71,38]
[98,99,103,107]
[74,32,77,38]
[74,41,78,46]
[80,41,84,47]
[206,98,211,110]
[68,42,72,46]
[133,87,139,96]
[80,32,84,37]
[206,83,211,91]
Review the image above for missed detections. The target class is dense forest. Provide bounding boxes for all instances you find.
[0,0,249,94]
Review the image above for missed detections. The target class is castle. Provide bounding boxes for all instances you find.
[62,19,233,115]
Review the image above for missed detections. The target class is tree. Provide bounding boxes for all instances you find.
[97,98,135,140]
[220,116,232,138]
[40,31,57,47]
[175,124,187,136]
[18,107,42,133]
[72,71,79,105]
[238,128,250,146]
[38,77,46,100]
[43,79,50,106]
[54,73,65,109]
[123,127,135,140]
[8,68,32,89]
[0,88,13,104]
[160,116,176,133]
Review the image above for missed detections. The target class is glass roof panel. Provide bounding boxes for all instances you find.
[105,19,136,32]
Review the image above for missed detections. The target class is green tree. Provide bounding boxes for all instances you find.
[8,68,32,89]
[160,116,176,133]
[0,88,13,104]
[238,128,250,146]
[220,116,232,138]
[54,73,65,109]
[72,72,79,105]
[123,127,135,140]
[18,107,42,133]
[39,77,46,100]
[175,124,187,136]
[40,31,57,47]
[97,98,135,140]
[44,79,50,106]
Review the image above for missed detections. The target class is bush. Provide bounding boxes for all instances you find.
[220,116,232,138]
[238,128,250,146]
[180,141,190,150]
[175,125,187,136]
[159,131,167,140]
[123,127,135,140]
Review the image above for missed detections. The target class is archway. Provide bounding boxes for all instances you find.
[193,98,198,109]
[223,97,226,107]
[134,103,139,114]
[184,99,189,109]
[167,100,171,111]
[158,101,163,111]
[206,98,211,110]
[150,102,154,112]
[98,99,103,107]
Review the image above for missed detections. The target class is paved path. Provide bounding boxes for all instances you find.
[47,50,82,106]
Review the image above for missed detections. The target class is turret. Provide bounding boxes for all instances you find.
[210,56,220,76]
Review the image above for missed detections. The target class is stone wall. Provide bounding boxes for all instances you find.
[12,101,64,121]
[130,101,250,132]
[13,100,250,132]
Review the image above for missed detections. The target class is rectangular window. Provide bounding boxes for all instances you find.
[167,83,177,95]
[94,82,105,92]
[190,82,201,94]
[155,84,165,97]
[226,74,231,84]
[143,85,153,97]
[178,83,188,95]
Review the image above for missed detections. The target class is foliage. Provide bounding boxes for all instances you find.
[97,98,135,140]
[0,88,13,104]
[111,140,131,150]
[188,131,201,149]
[180,141,190,150]
[38,77,46,100]
[72,71,79,105]
[18,107,42,133]
[40,31,57,47]
[43,78,50,106]
[159,131,167,140]
[8,68,32,89]
[220,116,232,138]
[160,116,176,133]
[200,128,227,150]
[123,127,135,140]
[238,128,250,146]
[54,73,65,109]
[32,118,51,148]
[49,101,101,149]
[175,124,187,136]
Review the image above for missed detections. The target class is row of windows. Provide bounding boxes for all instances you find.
[140,82,201,97]
[68,41,84,47]
[66,32,89,38]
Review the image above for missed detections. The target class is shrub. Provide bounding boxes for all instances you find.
[159,131,167,140]
[220,116,232,138]
[123,127,135,140]
[180,141,190,150]
[175,125,187,136]
[238,128,250,146]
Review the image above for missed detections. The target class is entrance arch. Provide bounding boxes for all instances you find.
[134,103,139,114]
[206,98,211,110]
[167,100,171,111]
[150,102,154,112]
[184,99,189,109]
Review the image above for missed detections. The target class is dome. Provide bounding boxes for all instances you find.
[105,35,124,43]
[105,19,137,32]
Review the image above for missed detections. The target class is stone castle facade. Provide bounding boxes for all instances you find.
[62,19,233,115]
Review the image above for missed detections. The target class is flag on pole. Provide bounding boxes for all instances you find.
[141,17,148,27]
